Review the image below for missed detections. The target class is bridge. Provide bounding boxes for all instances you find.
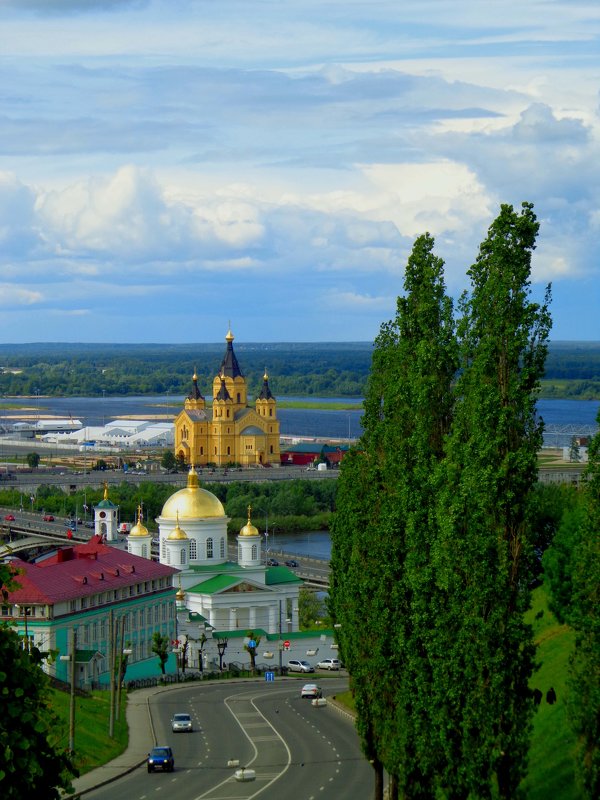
[0,516,90,558]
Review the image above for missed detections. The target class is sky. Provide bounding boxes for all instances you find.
[0,0,599,344]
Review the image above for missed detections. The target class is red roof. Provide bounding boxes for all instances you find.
[6,535,178,605]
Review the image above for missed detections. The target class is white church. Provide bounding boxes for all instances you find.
[117,466,302,634]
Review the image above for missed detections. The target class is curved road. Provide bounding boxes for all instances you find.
[86,678,373,800]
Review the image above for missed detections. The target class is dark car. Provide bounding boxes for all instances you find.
[284,559,298,568]
[147,746,174,773]
[266,558,279,566]
[84,521,95,529]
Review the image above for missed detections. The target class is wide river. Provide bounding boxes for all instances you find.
[4,394,598,447]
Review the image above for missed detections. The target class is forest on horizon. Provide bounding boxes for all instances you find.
[0,340,599,400]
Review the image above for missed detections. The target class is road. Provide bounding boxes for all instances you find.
[86,679,373,800]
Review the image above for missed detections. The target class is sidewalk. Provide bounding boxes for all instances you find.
[69,686,160,798]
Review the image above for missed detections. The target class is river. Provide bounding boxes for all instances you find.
[2,395,597,446]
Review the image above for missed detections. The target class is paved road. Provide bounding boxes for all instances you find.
[85,679,372,800]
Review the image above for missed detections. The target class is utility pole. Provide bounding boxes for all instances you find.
[108,609,115,738]
[115,616,126,722]
[69,627,77,753]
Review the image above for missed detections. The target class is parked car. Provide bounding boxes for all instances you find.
[147,746,174,773]
[301,683,323,699]
[284,559,298,568]
[85,521,95,529]
[171,712,193,733]
[266,558,279,566]
[42,514,55,522]
[287,659,314,673]
[316,658,341,671]
[3,514,15,521]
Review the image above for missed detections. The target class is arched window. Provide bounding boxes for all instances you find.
[220,538,225,558]
[269,408,272,417]
[237,393,241,403]
[142,544,147,558]
[227,446,231,455]
[270,445,273,454]
[200,446,204,455]
[237,543,242,561]
[214,446,217,455]
[180,548,186,565]
[251,544,257,560]
[189,539,197,559]
[226,409,230,418]
[207,538,213,558]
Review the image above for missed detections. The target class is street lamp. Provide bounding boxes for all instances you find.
[216,637,228,671]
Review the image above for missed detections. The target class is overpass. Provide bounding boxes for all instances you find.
[0,517,90,559]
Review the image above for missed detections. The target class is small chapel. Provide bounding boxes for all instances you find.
[174,328,281,468]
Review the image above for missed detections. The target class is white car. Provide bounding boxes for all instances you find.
[316,658,341,671]
[301,683,323,699]
[287,659,314,673]
[171,712,193,732]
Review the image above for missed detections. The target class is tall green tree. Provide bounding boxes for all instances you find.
[151,632,170,675]
[330,233,457,799]
[434,202,551,798]
[0,564,76,798]
[566,412,600,799]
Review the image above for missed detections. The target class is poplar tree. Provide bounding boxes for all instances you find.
[433,202,551,798]
[567,412,600,799]
[330,233,457,798]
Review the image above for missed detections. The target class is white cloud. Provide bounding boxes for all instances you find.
[0,285,43,307]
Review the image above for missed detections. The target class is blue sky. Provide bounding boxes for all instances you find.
[0,0,599,343]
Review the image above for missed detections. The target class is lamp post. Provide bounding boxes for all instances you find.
[216,637,228,671]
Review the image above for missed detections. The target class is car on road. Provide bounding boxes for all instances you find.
[284,559,298,567]
[317,658,341,670]
[84,521,95,529]
[287,659,314,673]
[301,683,323,699]
[147,746,174,772]
[266,558,279,566]
[42,514,55,522]
[316,658,341,671]
[4,514,15,521]
[171,712,193,732]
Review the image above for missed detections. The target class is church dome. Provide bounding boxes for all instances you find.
[161,465,225,520]
[239,505,259,537]
[167,521,188,540]
[129,506,149,537]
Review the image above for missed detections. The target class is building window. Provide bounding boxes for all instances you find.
[227,446,231,455]
[180,548,186,565]
[200,446,204,455]
[220,537,225,558]
[214,446,217,455]
[269,408,272,416]
[237,392,241,403]
[141,544,147,558]
[252,544,257,560]
[226,409,230,418]
[207,538,213,558]
[190,539,197,559]
[270,445,273,454]
[81,596,88,609]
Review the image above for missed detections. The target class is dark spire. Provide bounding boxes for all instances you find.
[258,367,274,400]
[188,367,203,401]
[216,372,232,401]
[219,328,243,379]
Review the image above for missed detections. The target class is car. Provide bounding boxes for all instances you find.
[284,559,298,568]
[43,514,55,522]
[84,521,95,529]
[171,712,193,733]
[147,746,174,773]
[3,514,15,521]
[287,659,314,673]
[266,558,279,566]
[317,658,341,671]
[301,683,323,699]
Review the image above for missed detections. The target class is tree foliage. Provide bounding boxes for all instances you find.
[564,412,600,798]
[151,632,170,675]
[0,564,76,798]
[330,205,552,799]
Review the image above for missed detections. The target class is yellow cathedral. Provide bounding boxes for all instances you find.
[174,329,281,467]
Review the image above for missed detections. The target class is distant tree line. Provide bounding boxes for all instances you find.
[0,340,599,399]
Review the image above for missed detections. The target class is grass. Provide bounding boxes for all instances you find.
[523,586,580,800]
[49,687,128,775]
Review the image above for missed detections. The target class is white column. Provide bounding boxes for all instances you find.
[249,606,256,628]
[268,605,277,635]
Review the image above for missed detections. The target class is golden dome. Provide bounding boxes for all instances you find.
[176,587,186,601]
[168,523,188,540]
[161,465,225,520]
[239,505,259,537]
[129,505,149,537]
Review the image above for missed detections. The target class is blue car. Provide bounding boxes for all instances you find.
[147,746,174,773]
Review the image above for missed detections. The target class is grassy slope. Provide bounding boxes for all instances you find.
[50,688,128,776]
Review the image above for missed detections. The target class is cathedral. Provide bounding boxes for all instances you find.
[174,329,280,467]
